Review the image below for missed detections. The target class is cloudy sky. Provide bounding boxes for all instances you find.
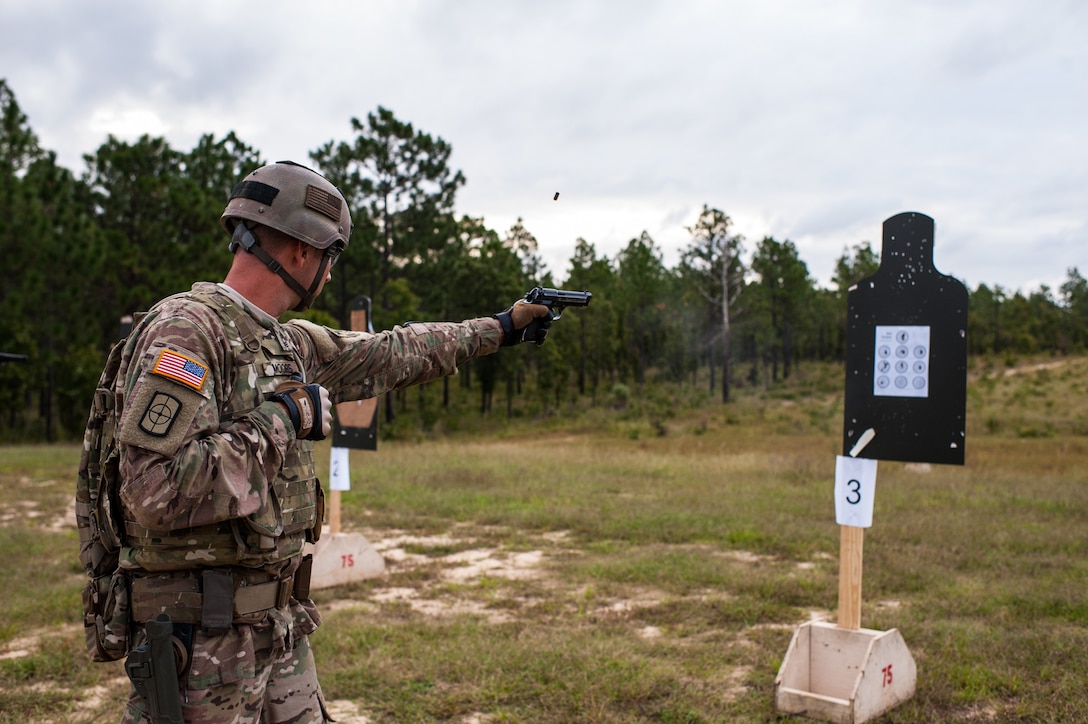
[2,0,1084,292]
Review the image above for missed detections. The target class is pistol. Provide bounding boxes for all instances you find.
[518,287,593,345]
[523,287,593,320]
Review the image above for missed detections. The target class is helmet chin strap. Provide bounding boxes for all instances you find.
[297,255,333,313]
[230,223,327,312]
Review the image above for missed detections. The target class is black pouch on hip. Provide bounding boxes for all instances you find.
[201,570,234,633]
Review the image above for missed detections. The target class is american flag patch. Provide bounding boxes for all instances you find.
[152,349,208,391]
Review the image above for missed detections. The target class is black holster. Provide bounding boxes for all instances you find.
[125,613,184,724]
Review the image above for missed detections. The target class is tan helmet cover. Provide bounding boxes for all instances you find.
[220,161,352,250]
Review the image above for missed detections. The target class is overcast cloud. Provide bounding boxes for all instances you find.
[2,0,1085,291]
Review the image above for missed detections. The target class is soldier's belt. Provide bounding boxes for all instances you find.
[130,561,312,629]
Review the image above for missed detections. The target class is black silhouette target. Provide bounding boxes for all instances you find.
[842,212,968,465]
[332,296,379,451]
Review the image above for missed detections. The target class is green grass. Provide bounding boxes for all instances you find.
[2,355,1087,721]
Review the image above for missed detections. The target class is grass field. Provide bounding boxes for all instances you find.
[0,355,1086,722]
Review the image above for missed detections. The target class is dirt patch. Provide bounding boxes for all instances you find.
[0,622,82,661]
[71,677,130,723]
[371,531,549,584]
[1002,361,1066,376]
[325,698,374,723]
[442,548,544,582]
[0,499,42,527]
[0,675,129,723]
[719,549,774,565]
[590,589,664,618]
[735,609,833,647]
[367,586,517,623]
[346,529,557,624]
[50,497,78,530]
[638,625,663,639]
[683,664,753,702]
[326,698,503,724]
[0,495,77,531]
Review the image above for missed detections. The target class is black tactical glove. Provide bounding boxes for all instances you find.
[494,301,552,346]
[270,375,331,440]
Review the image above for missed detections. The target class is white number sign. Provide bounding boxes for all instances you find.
[329,446,351,491]
[835,455,878,528]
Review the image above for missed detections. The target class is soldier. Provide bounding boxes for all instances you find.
[112,161,550,723]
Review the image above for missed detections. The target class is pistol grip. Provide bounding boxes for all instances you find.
[522,316,552,346]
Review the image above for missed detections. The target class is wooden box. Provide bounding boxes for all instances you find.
[775,621,916,723]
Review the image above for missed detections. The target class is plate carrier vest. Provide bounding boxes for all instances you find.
[76,286,324,661]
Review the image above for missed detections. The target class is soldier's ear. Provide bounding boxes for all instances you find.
[291,240,310,268]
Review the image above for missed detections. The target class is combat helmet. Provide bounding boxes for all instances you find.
[221,161,352,311]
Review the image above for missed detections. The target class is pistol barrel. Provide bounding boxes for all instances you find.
[525,287,593,307]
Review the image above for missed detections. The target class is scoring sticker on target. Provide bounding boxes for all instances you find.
[873,325,931,398]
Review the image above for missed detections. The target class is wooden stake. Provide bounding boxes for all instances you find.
[838,524,864,629]
[329,489,342,535]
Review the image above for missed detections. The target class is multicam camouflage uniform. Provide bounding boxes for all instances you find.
[116,281,503,723]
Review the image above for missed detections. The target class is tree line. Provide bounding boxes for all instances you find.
[1,79,1086,442]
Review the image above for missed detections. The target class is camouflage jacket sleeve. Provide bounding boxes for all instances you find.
[285,317,505,402]
[115,302,296,532]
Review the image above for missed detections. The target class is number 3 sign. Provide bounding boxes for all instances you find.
[835,455,878,528]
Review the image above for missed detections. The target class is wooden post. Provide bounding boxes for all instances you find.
[838,525,864,629]
[307,295,385,591]
[329,489,342,535]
